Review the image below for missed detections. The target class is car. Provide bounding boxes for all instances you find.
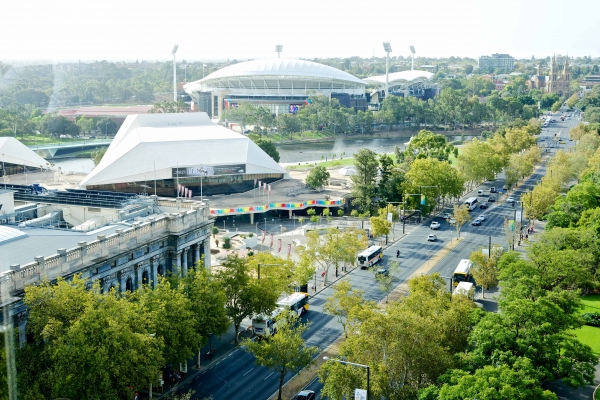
[507,197,515,203]
[471,219,482,226]
[479,203,488,209]
[443,213,451,219]
[448,218,456,225]
[488,196,496,202]
[478,215,486,221]
[427,234,437,242]
[559,140,566,144]
[376,267,389,276]
[477,190,484,196]
[569,138,573,141]
[430,221,441,230]
[292,390,316,400]
[490,187,497,193]
[502,185,508,191]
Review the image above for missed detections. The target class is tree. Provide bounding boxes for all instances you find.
[369,208,392,239]
[350,148,379,212]
[95,117,119,136]
[242,310,318,400]
[306,165,330,189]
[566,93,579,109]
[148,100,188,113]
[213,255,280,342]
[378,153,395,203]
[551,101,561,112]
[211,226,219,238]
[458,138,504,187]
[374,260,400,303]
[451,204,470,238]
[251,136,280,162]
[43,114,80,137]
[469,244,504,298]
[299,228,367,286]
[91,146,107,166]
[405,129,455,161]
[76,116,95,134]
[323,280,368,337]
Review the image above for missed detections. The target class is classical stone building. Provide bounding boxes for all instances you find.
[528,55,571,95]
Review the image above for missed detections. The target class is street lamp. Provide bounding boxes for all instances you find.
[382,42,392,97]
[172,44,179,102]
[323,357,370,400]
[275,45,283,58]
[410,45,416,71]
[202,64,207,79]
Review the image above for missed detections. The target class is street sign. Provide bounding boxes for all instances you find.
[355,389,367,400]
[387,212,393,223]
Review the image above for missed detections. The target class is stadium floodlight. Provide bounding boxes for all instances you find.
[275,45,283,58]
[172,45,179,102]
[410,45,416,70]
[383,42,392,97]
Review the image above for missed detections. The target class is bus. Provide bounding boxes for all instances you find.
[357,246,383,269]
[252,292,309,337]
[464,197,478,211]
[452,259,472,286]
[452,282,474,300]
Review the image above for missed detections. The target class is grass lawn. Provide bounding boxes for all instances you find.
[574,294,600,355]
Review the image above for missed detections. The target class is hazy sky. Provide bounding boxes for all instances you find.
[2,0,599,62]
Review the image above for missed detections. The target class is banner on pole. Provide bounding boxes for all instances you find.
[278,239,282,253]
[262,230,266,243]
[355,389,367,400]
[287,243,291,256]
[270,234,274,249]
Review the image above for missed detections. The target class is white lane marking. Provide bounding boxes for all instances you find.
[264,372,274,380]
[243,367,255,376]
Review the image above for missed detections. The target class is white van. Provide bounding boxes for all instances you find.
[477,190,484,196]
[453,282,474,300]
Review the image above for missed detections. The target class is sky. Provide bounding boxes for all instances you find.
[2,0,600,63]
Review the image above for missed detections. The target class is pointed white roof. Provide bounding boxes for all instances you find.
[0,137,50,169]
[79,113,285,187]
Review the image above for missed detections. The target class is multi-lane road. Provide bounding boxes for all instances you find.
[184,110,579,400]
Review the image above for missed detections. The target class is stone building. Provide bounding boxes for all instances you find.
[528,55,571,95]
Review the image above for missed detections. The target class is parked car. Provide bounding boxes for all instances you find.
[477,190,484,196]
[292,391,315,400]
[443,213,451,219]
[430,221,441,230]
[427,234,437,242]
[479,203,488,209]
[488,196,496,202]
[507,197,515,204]
[478,215,486,221]
[376,267,389,276]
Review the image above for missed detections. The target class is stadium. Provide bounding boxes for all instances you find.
[79,112,287,197]
[364,70,438,102]
[183,58,369,118]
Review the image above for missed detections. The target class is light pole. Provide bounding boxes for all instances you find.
[275,45,283,58]
[410,45,416,70]
[172,44,179,102]
[323,357,370,400]
[202,64,207,79]
[383,42,392,98]
[184,64,188,83]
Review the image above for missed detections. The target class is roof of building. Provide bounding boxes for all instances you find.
[79,113,286,187]
[364,70,434,87]
[0,137,50,169]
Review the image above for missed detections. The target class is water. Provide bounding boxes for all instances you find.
[52,158,96,174]
[275,134,474,163]
[50,134,476,171]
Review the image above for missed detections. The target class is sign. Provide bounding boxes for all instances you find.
[387,212,393,223]
[355,389,367,400]
[172,164,246,178]
[515,211,522,224]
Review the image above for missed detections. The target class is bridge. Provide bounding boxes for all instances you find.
[29,140,112,159]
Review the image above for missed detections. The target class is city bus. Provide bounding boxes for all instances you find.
[452,259,472,286]
[464,197,478,211]
[252,292,309,337]
[357,246,383,269]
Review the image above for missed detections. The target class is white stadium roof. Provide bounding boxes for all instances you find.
[364,70,434,89]
[0,137,50,169]
[184,58,367,96]
[79,113,285,187]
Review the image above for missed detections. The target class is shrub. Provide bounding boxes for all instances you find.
[222,237,231,249]
[248,232,254,238]
[582,313,600,327]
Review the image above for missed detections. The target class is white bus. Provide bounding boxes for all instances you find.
[357,246,383,269]
[452,282,474,300]
[452,259,472,286]
[252,292,309,336]
[277,292,309,316]
[464,197,478,211]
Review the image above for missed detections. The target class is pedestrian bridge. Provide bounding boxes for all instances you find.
[29,140,112,159]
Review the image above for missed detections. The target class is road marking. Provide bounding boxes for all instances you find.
[243,367,254,376]
[264,372,274,380]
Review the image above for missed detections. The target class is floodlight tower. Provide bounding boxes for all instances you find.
[383,42,392,97]
[275,45,283,58]
[410,45,416,70]
[172,44,179,102]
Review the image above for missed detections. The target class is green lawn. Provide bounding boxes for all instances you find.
[574,294,600,355]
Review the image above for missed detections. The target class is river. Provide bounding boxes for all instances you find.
[52,133,476,173]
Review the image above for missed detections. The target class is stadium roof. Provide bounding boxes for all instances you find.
[184,58,367,96]
[0,137,50,169]
[364,70,435,89]
[79,113,285,187]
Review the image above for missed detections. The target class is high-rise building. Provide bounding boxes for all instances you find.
[478,54,515,72]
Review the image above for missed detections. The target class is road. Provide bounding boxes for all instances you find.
[183,111,579,400]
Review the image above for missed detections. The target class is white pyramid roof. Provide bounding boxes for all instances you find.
[0,137,49,169]
[79,113,285,187]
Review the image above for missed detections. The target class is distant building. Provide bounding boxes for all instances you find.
[583,75,600,86]
[478,54,515,72]
[528,55,571,95]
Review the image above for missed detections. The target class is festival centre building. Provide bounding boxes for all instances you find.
[79,113,287,197]
[183,58,369,118]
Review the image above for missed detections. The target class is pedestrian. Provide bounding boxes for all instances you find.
[525,234,529,240]
[134,392,139,400]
